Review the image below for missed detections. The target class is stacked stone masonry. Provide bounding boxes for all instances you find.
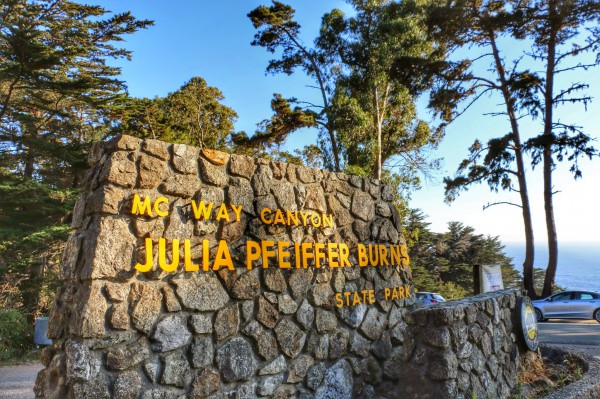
[34,135,414,399]
[34,135,530,399]
[386,290,525,399]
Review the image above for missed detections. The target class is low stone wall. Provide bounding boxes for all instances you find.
[382,290,525,399]
[34,135,414,399]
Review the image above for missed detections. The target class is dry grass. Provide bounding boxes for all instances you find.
[513,351,585,399]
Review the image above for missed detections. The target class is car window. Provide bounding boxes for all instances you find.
[593,293,600,299]
[552,292,571,301]
[416,293,426,300]
[432,294,445,301]
[578,293,594,300]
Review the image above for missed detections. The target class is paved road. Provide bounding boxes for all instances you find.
[0,363,42,399]
[538,319,600,359]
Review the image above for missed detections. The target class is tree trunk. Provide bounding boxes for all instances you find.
[542,2,558,297]
[489,32,537,297]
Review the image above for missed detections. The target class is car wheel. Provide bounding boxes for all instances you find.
[534,308,546,322]
[594,309,600,324]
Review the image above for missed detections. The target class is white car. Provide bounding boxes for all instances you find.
[532,290,600,323]
[415,292,446,308]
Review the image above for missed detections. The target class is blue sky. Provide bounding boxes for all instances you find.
[96,0,600,246]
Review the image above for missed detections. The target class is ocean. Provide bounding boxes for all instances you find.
[503,242,600,292]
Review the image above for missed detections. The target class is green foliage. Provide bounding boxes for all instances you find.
[115,77,237,150]
[0,309,33,361]
[405,210,521,299]
[0,171,76,317]
[0,0,153,185]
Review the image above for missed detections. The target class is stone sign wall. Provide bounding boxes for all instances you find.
[391,289,526,399]
[35,135,415,399]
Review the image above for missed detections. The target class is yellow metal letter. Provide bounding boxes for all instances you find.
[135,238,154,272]
[184,239,199,272]
[158,238,179,272]
[191,200,213,220]
[246,241,261,270]
[132,194,152,216]
[213,240,234,271]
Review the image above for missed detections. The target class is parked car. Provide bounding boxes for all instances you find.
[532,290,600,323]
[415,292,446,308]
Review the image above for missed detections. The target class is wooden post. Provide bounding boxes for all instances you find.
[473,264,481,295]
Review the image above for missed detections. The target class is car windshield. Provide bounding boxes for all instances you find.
[416,293,426,299]
[432,294,445,301]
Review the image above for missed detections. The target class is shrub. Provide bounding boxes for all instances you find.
[0,309,33,361]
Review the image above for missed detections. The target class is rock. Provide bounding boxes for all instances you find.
[109,302,129,330]
[106,337,150,370]
[99,151,137,188]
[307,331,329,360]
[190,314,213,334]
[264,268,287,293]
[360,307,388,340]
[226,177,254,215]
[272,181,298,210]
[315,359,353,399]
[289,269,314,299]
[278,294,298,314]
[105,282,129,302]
[304,186,327,212]
[350,191,374,222]
[315,309,337,333]
[231,271,260,300]
[143,360,160,383]
[337,303,367,328]
[275,318,306,359]
[65,340,101,383]
[81,217,136,280]
[423,326,451,349]
[296,300,314,329]
[199,156,228,187]
[241,300,254,322]
[214,304,239,341]
[364,355,382,384]
[329,329,349,359]
[190,336,214,368]
[287,354,314,383]
[242,320,278,361]
[113,370,142,399]
[428,350,458,380]
[309,283,334,308]
[350,332,370,357]
[306,363,326,390]
[273,384,296,399]
[258,375,284,396]
[383,347,403,379]
[229,155,256,179]
[191,368,221,398]
[152,315,191,352]
[139,154,168,188]
[142,139,170,160]
[129,282,162,335]
[371,331,392,359]
[259,355,287,375]
[216,337,257,382]
[161,351,191,388]
[236,381,257,399]
[172,143,199,175]
[160,174,200,197]
[256,295,279,329]
[171,273,229,311]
